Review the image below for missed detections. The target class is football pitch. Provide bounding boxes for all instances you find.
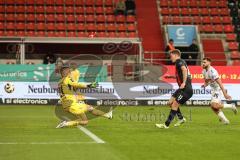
[0,105,240,160]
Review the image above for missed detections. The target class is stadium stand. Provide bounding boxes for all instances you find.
[158,0,240,65]
[0,0,138,38]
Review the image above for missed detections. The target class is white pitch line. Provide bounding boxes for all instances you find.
[77,126,105,144]
[62,116,105,144]
[0,141,96,145]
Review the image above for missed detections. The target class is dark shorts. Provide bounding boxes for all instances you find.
[172,88,193,104]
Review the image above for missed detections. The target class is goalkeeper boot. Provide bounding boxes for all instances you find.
[56,121,68,128]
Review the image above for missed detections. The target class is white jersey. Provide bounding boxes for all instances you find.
[202,66,222,103]
[202,66,220,91]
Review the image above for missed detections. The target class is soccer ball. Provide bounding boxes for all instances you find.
[4,82,15,93]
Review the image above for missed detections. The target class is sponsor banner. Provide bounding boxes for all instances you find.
[0,64,107,82]
[161,66,240,84]
[167,25,196,46]
[0,82,239,101]
[1,99,240,106]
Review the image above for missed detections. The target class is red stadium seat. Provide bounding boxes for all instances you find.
[36,14,45,22]
[46,6,55,14]
[47,14,55,22]
[189,1,198,8]
[209,1,218,8]
[56,0,64,6]
[192,16,201,24]
[127,24,136,32]
[210,8,219,16]
[56,31,67,37]
[76,23,85,31]
[6,14,15,22]
[107,23,116,32]
[0,14,4,22]
[97,23,106,31]
[118,24,127,32]
[105,7,114,14]
[67,23,76,31]
[16,0,25,5]
[190,8,199,16]
[116,15,125,23]
[16,31,25,36]
[36,0,45,5]
[75,7,84,14]
[56,6,64,14]
[86,0,94,6]
[6,22,15,30]
[36,6,45,14]
[16,14,25,22]
[228,42,239,51]
[46,0,54,6]
[161,8,169,15]
[128,32,138,38]
[118,32,127,38]
[182,17,192,24]
[202,17,211,24]
[224,25,234,33]
[105,0,113,6]
[26,6,35,14]
[75,0,84,6]
[162,16,172,24]
[86,23,96,31]
[181,8,190,16]
[5,30,15,36]
[66,0,74,6]
[26,0,35,5]
[66,7,74,14]
[199,1,207,8]
[36,23,45,31]
[95,0,104,6]
[106,15,115,23]
[35,31,45,37]
[85,7,94,14]
[222,17,232,24]
[57,23,66,31]
[0,22,4,30]
[47,23,55,31]
[171,8,180,15]
[6,5,15,13]
[67,31,77,37]
[199,8,209,16]
[46,31,56,37]
[108,32,117,37]
[16,6,25,13]
[76,15,85,23]
[27,14,35,22]
[126,15,136,23]
[96,7,104,14]
[86,15,95,23]
[26,23,35,31]
[219,8,229,16]
[219,1,227,8]
[25,31,35,37]
[214,25,223,33]
[66,14,75,23]
[77,31,87,37]
[230,51,240,59]
[16,23,25,31]
[179,0,188,8]
[0,6,4,13]
[226,34,236,42]
[96,15,105,23]
[172,16,181,24]
[57,14,65,22]
[160,1,168,7]
[232,60,240,66]
[212,17,222,24]
[97,32,107,37]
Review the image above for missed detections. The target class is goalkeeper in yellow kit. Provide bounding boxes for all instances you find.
[56,65,112,128]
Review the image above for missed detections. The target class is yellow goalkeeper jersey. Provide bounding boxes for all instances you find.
[58,76,86,105]
[70,69,80,82]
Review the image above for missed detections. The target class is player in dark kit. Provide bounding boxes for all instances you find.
[156,49,193,129]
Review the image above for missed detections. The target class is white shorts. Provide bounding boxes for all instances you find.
[211,89,222,104]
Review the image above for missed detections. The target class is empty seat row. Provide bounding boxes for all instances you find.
[0,22,137,32]
[162,16,232,25]
[0,5,115,15]
[160,0,227,8]
[160,8,229,16]
[0,0,116,6]
[0,30,138,38]
[0,14,136,23]
[198,25,234,33]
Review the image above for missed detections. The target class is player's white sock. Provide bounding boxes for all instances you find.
[217,111,229,123]
[223,103,234,109]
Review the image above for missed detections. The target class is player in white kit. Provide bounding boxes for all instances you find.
[202,57,237,124]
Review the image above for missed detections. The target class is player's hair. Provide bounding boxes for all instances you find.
[203,57,212,62]
[169,39,174,42]
[169,49,181,56]
[60,64,70,73]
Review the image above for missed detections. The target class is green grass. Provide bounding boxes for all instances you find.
[0,105,240,160]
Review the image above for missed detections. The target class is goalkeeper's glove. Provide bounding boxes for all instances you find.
[87,82,99,88]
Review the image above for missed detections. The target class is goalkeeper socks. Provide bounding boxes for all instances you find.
[165,109,177,127]
[176,108,184,120]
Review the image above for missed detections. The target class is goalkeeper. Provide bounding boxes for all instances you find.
[56,65,112,128]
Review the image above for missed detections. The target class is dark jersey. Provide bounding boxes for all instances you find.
[175,59,192,88]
